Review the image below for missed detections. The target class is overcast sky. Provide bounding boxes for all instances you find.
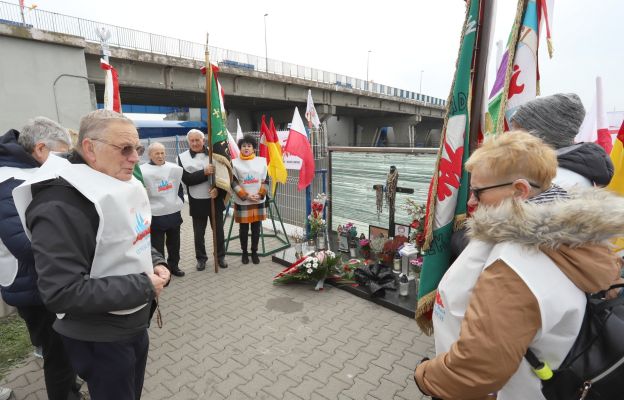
[18,0,624,113]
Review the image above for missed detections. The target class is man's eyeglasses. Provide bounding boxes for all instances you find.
[92,138,145,157]
[469,181,540,201]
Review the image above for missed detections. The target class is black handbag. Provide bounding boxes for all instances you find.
[525,284,624,399]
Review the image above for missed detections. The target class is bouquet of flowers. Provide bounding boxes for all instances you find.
[273,250,341,290]
[404,198,426,249]
[332,258,363,284]
[359,238,371,259]
[308,193,327,238]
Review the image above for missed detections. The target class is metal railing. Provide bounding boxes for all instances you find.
[0,0,446,107]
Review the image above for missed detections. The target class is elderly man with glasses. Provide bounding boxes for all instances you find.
[13,109,170,400]
[414,131,624,400]
[0,117,80,400]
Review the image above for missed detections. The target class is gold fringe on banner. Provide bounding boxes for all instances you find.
[415,291,436,335]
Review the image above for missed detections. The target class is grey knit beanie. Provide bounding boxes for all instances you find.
[510,93,585,149]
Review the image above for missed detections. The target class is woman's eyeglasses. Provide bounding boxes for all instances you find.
[92,138,145,157]
[470,181,540,201]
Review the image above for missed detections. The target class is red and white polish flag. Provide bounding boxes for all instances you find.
[285,107,315,191]
[100,59,121,113]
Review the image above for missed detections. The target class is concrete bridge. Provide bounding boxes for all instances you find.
[0,4,445,146]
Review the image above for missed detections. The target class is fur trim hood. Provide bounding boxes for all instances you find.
[467,189,624,248]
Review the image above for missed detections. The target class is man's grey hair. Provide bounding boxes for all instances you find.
[18,116,71,152]
[186,129,205,140]
[147,141,165,154]
[78,109,134,145]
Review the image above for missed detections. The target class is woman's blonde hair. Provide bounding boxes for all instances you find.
[465,130,557,189]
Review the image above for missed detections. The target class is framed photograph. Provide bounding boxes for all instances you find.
[338,233,350,252]
[368,225,389,241]
[394,224,410,240]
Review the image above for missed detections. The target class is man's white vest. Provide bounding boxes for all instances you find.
[232,157,267,205]
[0,167,37,287]
[432,240,586,400]
[13,155,153,316]
[140,162,184,216]
[178,150,211,199]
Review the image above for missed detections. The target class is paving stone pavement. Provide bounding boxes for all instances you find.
[1,207,435,399]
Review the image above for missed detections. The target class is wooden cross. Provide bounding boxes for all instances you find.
[372,166,414,237]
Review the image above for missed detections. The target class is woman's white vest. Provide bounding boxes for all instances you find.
[0,167,37,286]
[13,155,153,316]
[433,240,586,400]
[140,162,183,216]
[178,150,211,199]
[232,157,267,205]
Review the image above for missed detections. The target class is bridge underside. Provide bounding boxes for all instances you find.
[94,84,438,120]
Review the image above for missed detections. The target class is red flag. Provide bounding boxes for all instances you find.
[100,59,121,113]
[259,115,270,164]
[285,107,314,191]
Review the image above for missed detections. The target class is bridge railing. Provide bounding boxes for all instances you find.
[0,0,446,108]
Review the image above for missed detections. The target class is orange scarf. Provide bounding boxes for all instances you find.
[240,153,255,160]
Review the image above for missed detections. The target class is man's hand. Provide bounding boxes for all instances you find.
[154,264,170,283]
[209,188,219,198]
[149,265,170,297]
[204,164,215,176]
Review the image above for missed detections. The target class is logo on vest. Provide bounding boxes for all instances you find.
[157,179,173,192]
[433,291,446,321]
[242,174,259,185]
[133,213,151,245]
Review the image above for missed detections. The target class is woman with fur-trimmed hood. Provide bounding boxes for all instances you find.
[414,131,623,400]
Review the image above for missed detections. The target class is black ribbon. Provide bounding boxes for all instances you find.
[354,263,397,297]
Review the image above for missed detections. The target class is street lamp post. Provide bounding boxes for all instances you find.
[366,50,372,90]
[419,70,424,95]
[264,13,269,72]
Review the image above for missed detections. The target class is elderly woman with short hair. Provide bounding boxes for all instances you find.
[414,131,624,400]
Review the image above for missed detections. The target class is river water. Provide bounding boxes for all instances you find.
[331,151,436,238]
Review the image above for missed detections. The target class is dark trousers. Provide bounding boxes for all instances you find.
[239,222,261,253]
[61,330,149,400]
[17,305,80,400]
[151,226,181,271]
[192,213,225,262]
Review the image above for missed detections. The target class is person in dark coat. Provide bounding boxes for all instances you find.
[178,129,229,271]
[510,92,614,188]
[16,110,170,400]
[0,117,80,400]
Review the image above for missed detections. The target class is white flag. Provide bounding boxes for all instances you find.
[305,89,321,129]
[236,118,244,143]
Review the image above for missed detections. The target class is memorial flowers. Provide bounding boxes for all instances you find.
[308,193,327,238]
[404,198,426,249]
[273,249,341,290]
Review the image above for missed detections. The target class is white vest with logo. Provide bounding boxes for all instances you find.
[232,156,267,205]
[13,155,153,316]
[140,162,184,216]
[433,240,586,400]
[178,150,211,199]
[0,167,37,286]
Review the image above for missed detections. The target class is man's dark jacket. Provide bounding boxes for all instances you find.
[177,147,226,218]
[558,142,614,186]
[26,152,165,342]
[0,129,41,307]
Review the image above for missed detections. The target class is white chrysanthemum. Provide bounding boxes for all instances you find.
[307,268,313,274]
[312,263,318,269]
[312,257,318,263]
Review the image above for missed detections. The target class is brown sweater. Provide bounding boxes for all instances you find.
[414,244,621,400]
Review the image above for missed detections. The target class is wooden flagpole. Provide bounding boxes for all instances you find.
[205,34,219,274]
[468,0,495,154]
